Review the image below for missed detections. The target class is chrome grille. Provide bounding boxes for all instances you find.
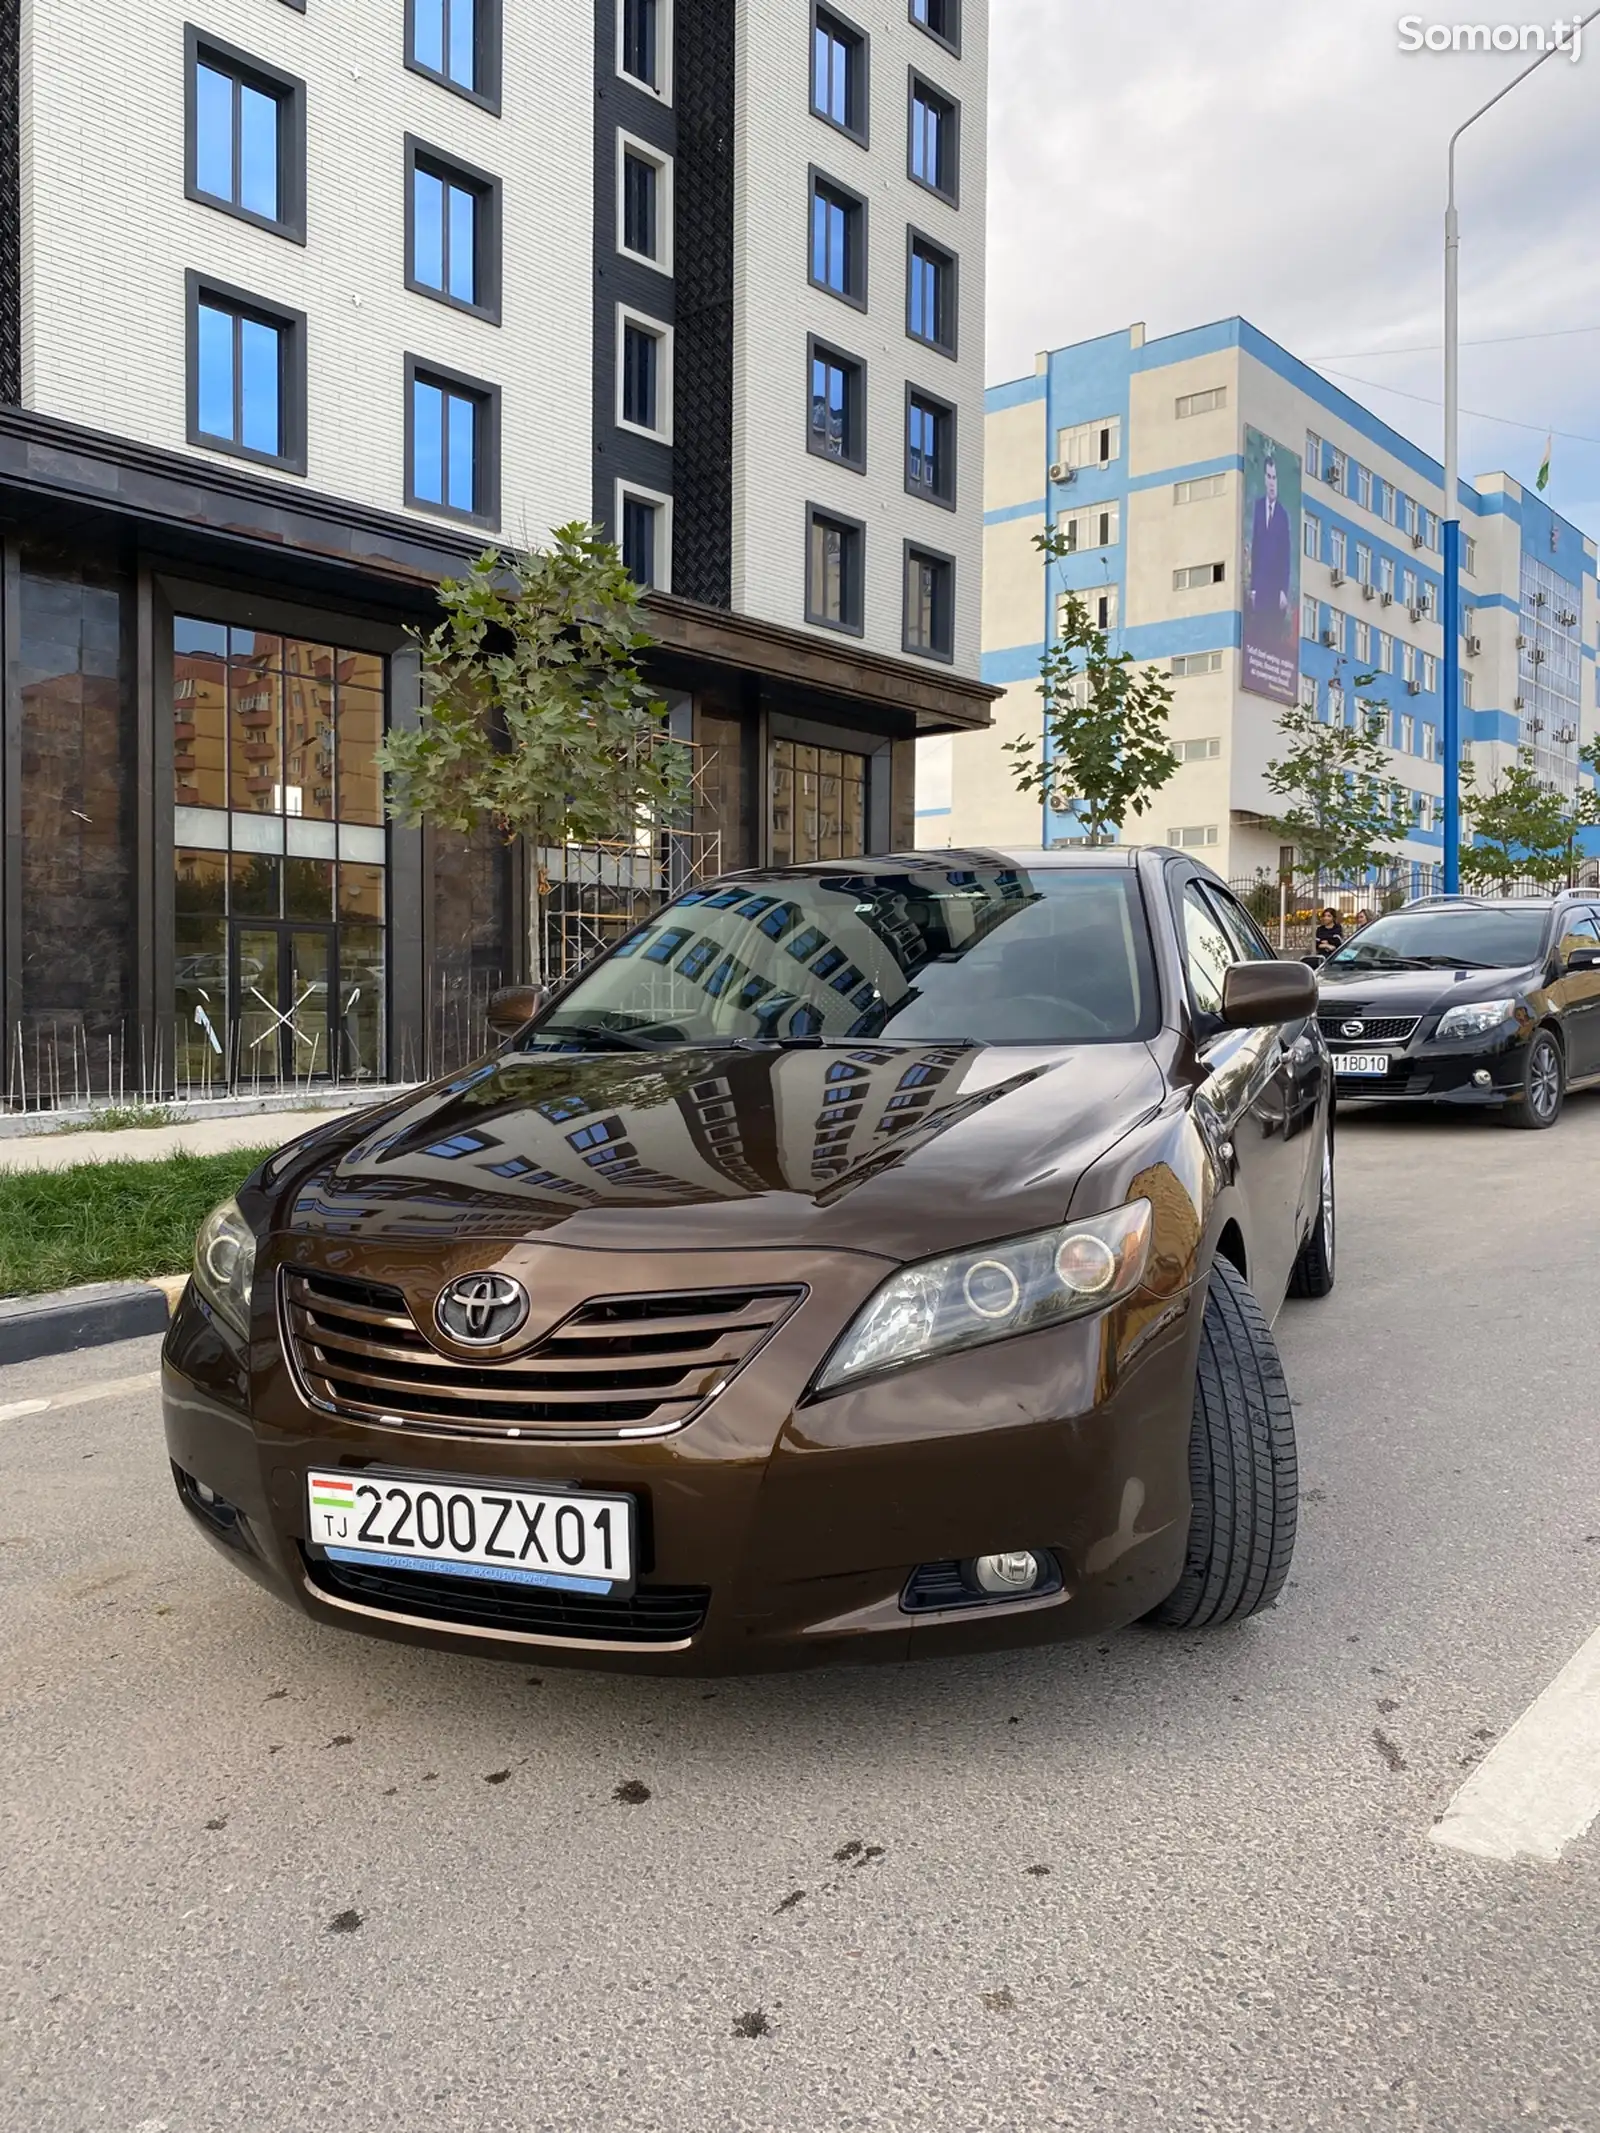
[281,1269,803,1439]
[1318,1014,1421,1044]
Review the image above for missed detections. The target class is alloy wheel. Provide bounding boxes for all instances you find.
[1529,1036,1561,1121]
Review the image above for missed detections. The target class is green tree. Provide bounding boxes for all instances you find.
[1003,531,1178,841]
[376,524,694,867]
[1458,745,1600,889]
[1263,685,1408,884]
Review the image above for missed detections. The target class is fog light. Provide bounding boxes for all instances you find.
[972,1550,1042,1594]
[1472,1069,1492,1087]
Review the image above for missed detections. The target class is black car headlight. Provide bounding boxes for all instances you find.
[813,1200,1153,1395]
[1434,997,1517,1041]
[192,1196,258,1337]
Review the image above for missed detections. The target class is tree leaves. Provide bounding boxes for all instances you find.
[374,525,694,864]
[1263,697,1408,881]
[1458,743,1600,889]
[1004,533,1179,841]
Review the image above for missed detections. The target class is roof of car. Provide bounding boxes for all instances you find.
[722,846,1165,878]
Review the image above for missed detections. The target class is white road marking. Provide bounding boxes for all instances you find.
[0,1369,162,1425]
[1431,1620,1600,1864]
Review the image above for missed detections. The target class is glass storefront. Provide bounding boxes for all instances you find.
[171,618,387,1089]
[769,738,868,866]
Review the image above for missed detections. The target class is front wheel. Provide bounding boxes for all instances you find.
[1148,1258,1298,1628]
[1287,1130,1335,1299]
[1506,1028,1564,1130]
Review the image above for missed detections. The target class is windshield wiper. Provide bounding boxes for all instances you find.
[533,1022,666,1051]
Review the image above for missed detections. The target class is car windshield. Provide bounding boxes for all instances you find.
[518,866,1159,1049]
[1323,906,1548,972]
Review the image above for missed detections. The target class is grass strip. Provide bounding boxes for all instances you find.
[0,1148,277,1298]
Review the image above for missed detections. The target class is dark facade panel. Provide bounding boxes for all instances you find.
[0,0,18,405]
[671,0,735,605]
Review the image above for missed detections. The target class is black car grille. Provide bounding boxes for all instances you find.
[281,1268,803,1440]
[1318,1014,1421,1044]
[303,1550,710,1643]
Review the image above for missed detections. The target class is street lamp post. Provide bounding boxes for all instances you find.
[1441,12,1599,893]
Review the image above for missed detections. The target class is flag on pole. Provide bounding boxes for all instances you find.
[1536,434,1553,491]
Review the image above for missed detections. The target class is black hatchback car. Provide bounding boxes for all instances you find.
[1314,891,1600,1127]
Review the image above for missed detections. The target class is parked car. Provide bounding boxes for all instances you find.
[1313,891,1600,1127]
[164,847,1333,1675]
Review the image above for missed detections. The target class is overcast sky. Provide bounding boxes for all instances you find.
[987,0,1600,535]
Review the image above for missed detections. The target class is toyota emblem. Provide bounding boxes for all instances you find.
[1340,1020,1365,1038]
[435,1272,530,1346]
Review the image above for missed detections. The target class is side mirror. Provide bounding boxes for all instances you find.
[1300,952,1325,969]
[1219,959,1318,1029]
[485,983,549,1038]
[1566,947,1600,973]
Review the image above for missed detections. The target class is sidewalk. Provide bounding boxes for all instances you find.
[0,1107,360,1174]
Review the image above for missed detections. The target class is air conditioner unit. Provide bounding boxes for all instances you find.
[1558,609,1578,627]
[1533,590,1547,606]
[1320,629,1339,648]
[1360,581,1375,600]
[1514,695,1527,710]
[1465,635,1481,656]
[1048,463,1075,485]
[1411,531,1425,548]
[1532,648,1546,664]
[1515,633,1528,648]
[1405,679,1422,696]
[1379,590,1394,607]
[1407,605,1423,623]
[1329,568,1346,587]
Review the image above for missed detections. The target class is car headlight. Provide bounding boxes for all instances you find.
[1435,998,1516,1041]
[192,1197,258,1337]
[813,1200,1153,1395]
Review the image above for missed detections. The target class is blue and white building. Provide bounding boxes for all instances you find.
[920,316,1600,885]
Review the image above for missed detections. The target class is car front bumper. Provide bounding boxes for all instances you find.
[1329,1025,1531,1106]
[160,1254,1203,1675]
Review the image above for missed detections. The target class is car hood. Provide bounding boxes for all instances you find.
[271,1041,1169,1262]
[1316,962,1538,1017]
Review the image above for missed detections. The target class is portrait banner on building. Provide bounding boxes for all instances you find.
[1241,425,1300,705]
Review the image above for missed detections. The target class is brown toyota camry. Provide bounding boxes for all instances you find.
[163,847,1334,1673]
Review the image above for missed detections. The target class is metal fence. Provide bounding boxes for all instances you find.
[4,832,723,1117]
[1229,857,1600,952]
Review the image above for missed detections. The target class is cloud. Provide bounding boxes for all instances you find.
[988,0,1600,531]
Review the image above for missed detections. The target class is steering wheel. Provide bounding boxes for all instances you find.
[1002,994,1116,1040]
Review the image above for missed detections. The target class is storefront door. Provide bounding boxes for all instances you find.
[232,922,336,1086]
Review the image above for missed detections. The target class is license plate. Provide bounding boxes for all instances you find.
[306,1471,634,1595]
[1335,1053,1392,1077]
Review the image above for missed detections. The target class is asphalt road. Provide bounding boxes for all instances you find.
[3,1101,1599,2133]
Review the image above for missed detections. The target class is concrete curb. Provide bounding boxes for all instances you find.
[0,1278,181,1365]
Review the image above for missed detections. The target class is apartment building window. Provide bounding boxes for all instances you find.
[1419,580,1436,618]
[1402,494,1419,541]
[1304,431,1321,478]
[908,76,958,201]
[1299,674,1317,713]
[1416,793,1436,833]
[1381,481,1397,525]
[1378,554,1395,597]
[903,544,955,660]
[1463,534,1477,575]
[1326,609,1347,653]
[812,8,867,141]
[1093,587,1118,630]
[1423,723,1439,762]
[808,338,866,471]
[909,0,960,54]
[1355,619,1371,662]
[1168,825,1218,849]
[1174,736,1221,761]
[1328,526,1347,572]
[406,356,499,524]
[1173,474,1225,503]
[810,172,867,306]
[806,506,865,634]
[1303,514,1321,561]
[1401,568,1418,610]
[1355,541,1372,586]
[907,232,956,353]
[1171,651,1223,678]
[1402,642,1418,684]
[617,309,672,439]
[1356,465,1373,511]
[187,274,306,472]
[1328,680,1345,726]
[1057,417,1120,468]
[1423,652,1437,691]
[617,483,671,591]
[618,136,671,269]
[906,387,955,506]
[1301,595,1319,640]
[405,139,501,321]
[619,0,670,98]
[1460,673,1473,710]
[1176,387,1226,418]
[1400,713,1415,753]
[406,0,502,110]
[1377,630,1393,673]
[185,30,306,242]
[1325,446,1346,493]
[1174,561,1225,590]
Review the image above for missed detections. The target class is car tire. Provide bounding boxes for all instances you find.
[1148,1258,1298,1629]
[1506,1028,1564,1130]
[1287,1129,1336,1299]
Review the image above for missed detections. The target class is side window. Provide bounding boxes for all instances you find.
[1203,886,1274,963]
[1556,912,1600,962]
[1181,883,1235,1017]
